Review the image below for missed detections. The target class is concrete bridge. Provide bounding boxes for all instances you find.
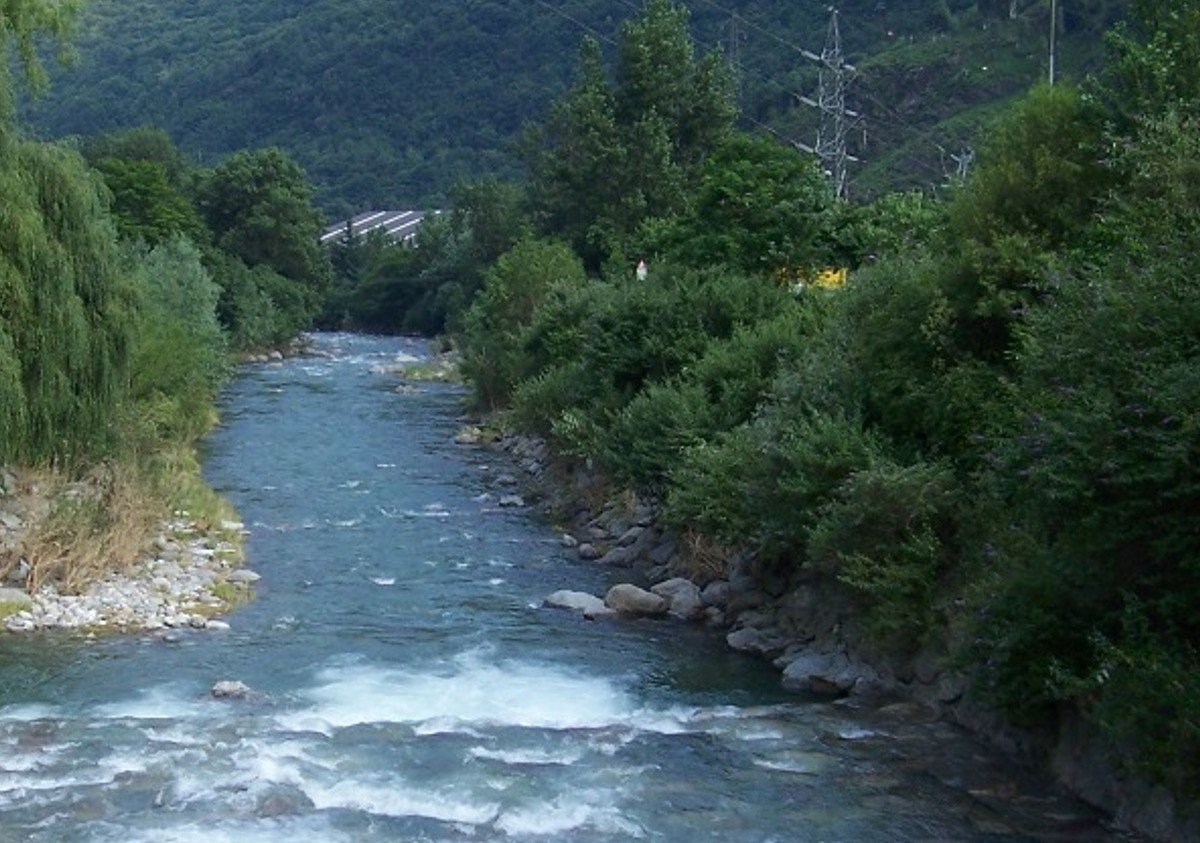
[320,210,439,245]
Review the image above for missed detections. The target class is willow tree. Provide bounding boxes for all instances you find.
[0,0,135,464]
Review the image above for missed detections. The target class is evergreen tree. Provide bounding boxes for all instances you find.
[525,0,735,270]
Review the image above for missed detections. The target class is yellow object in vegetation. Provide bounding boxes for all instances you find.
[812,267,848,289]
[777,266,849,292]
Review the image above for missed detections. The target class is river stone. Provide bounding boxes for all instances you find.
[700,579,731,608]
[454,426,483,445]
[651,578,705,621]
[605,583,667,616]
[498,494,525,508]
[726,626,788,657]
[576,543,602,561]
[647,537,678,566]
[211,680,252,699]
[0,586,31,606]
[616,525,645,547]
[544,590,614,619]
[598,544,638,568]
[560,533,579,548]
[780,651,876,696]
[257,783,315,818]
[226,569,261,584]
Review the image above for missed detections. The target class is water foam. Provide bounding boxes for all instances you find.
[303,777,499,824]
[93,685,215,721]
[493,791,644,837]
[467,745,586,767]
[277,653,636,734]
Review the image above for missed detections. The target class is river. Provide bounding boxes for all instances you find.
[0,333,1135,842]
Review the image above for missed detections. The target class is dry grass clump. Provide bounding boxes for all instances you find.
[14,463,161,594]
[679,528,733,582]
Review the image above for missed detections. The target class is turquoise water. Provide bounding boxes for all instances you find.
[0,334,1133,842]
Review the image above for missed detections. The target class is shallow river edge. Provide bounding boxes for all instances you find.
[474,430,1197,843]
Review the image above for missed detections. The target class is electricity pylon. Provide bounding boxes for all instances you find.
[796,9,858,199]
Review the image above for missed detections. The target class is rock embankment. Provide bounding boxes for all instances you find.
[494,432,893,694]
[478,430,1194,843]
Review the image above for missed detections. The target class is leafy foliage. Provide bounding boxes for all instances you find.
[123,239,228,445]
[647,133,845,276]
[459,238,586,410]
[328,179,529,336]
[452,3,1198,804]
[0,135,133,464]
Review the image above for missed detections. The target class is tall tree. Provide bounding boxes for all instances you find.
[198,147,331,288]
[525,0,735,269]
[525,37,626,268]
[0,0,137,464]
[0,0,77,127]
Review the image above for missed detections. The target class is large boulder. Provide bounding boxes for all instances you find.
[780,650,879,696]
[544,590,614,619]
[604,583,667,616]
[651,578,705,621]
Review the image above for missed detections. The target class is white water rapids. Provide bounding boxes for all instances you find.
[0,334,1135,842]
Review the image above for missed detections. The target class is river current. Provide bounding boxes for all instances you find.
[0,334,1133,842]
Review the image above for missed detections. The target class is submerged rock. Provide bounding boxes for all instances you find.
[211,680,253,699]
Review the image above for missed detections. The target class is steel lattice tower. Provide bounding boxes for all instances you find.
[815,9,852,199]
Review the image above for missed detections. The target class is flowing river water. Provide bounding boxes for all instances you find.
[0,334,1136,842]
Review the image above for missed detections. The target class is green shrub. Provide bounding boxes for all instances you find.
[683,302,814,424]
[807,459,958,645]
[599,380,713,491]
[125,238,229,445]
[668,409,883,570]
[968,116,1200,794]
[459,237,586,410]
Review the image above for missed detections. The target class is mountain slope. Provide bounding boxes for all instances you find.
[24,0,1127,214]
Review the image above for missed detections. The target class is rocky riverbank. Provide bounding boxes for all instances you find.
[0,453,259,638]
[472,429,1195,843]
[0,512,257,635]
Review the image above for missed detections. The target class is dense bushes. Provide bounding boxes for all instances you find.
[123,239,228,446]
[81,129,332,353]
[449,2,1200,803]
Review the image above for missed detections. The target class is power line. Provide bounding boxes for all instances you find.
[530,0,620,48]
[528,1,954,194]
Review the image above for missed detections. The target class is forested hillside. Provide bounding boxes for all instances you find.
[23,0,1125,214]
